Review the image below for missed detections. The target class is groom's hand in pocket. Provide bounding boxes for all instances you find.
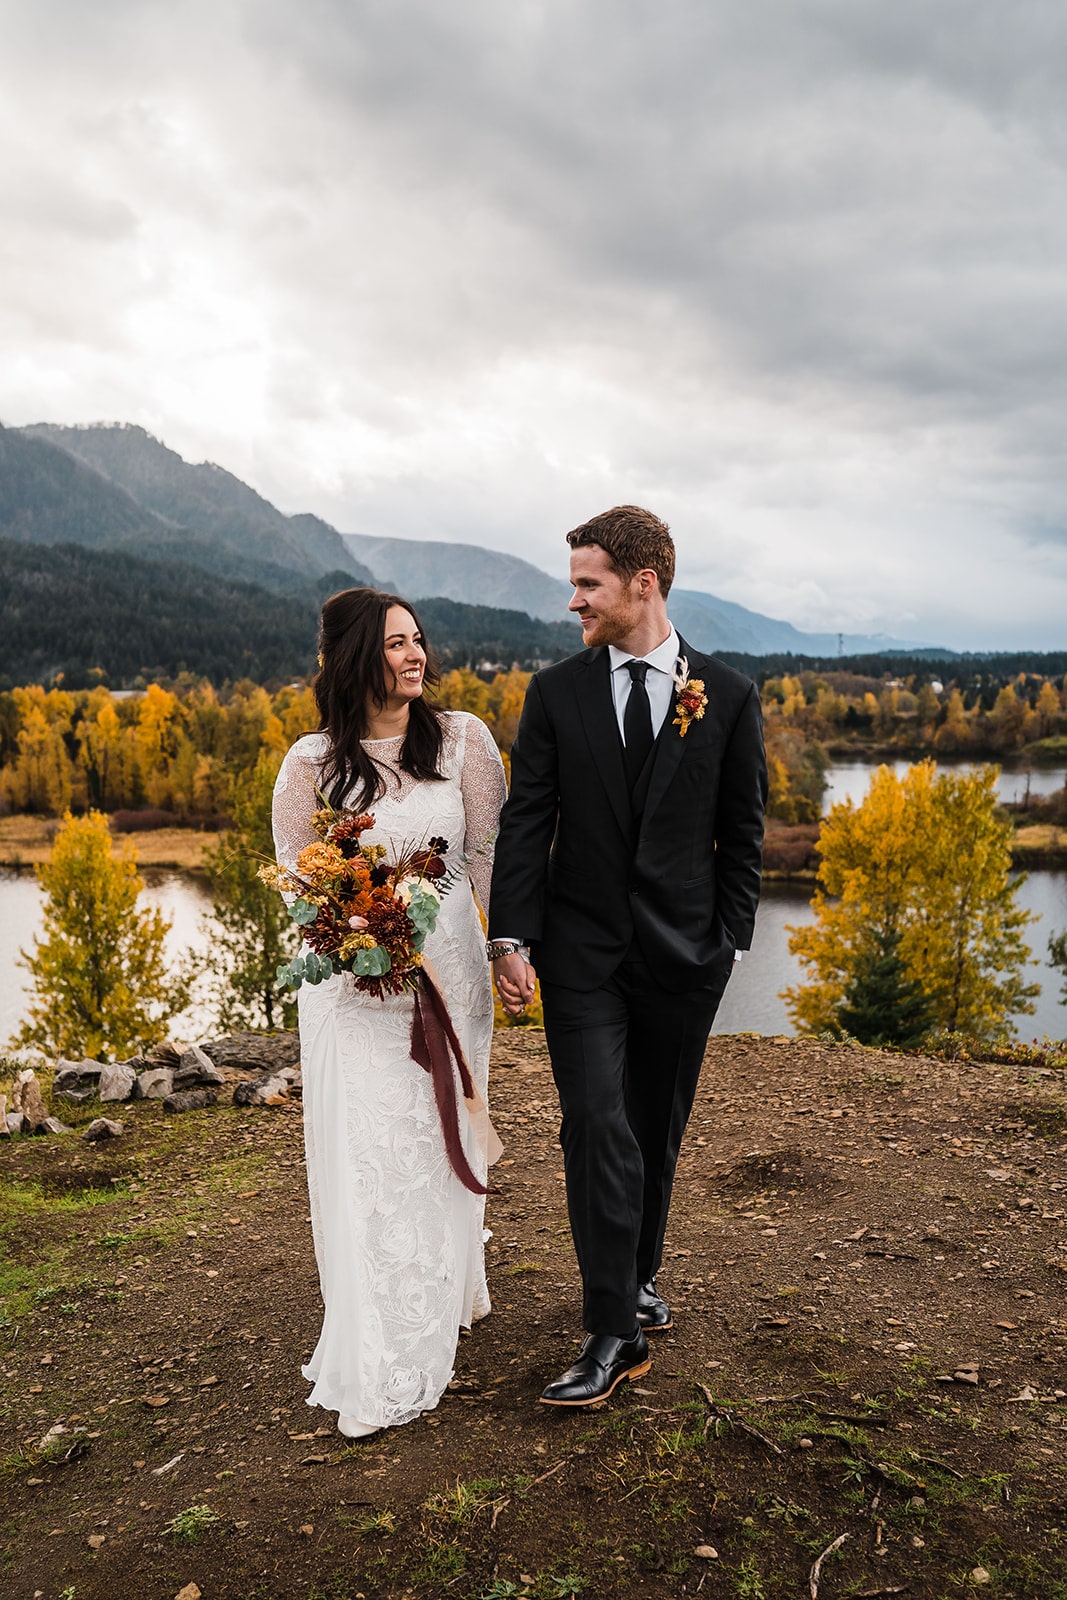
[493,952,537,1017]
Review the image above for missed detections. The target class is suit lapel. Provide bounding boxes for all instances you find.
[640,635,702,832]
[575,649,633,840]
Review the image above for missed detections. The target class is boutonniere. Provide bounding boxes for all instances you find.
[672,657,707,737]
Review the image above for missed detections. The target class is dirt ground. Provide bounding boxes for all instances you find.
[2,1028,1067,1600]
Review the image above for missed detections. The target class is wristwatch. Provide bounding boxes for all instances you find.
[486,939,530,961]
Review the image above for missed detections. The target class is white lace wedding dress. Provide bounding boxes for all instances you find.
[272,711,507,1432]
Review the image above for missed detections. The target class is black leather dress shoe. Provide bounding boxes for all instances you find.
[636,1280,673,1332]
[539,1331,651,1407]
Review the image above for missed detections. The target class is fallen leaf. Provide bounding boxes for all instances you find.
[299,1454,328,1465]
[143,1395,170,1408]
[299,1523,314,1536]
[87,1533,105,1549]
[995,1321,1018,1330]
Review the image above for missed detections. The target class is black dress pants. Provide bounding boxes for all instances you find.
[541,947,727,1337]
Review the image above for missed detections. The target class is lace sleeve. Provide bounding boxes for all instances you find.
[272,735,326,873]
[456,715,508,913]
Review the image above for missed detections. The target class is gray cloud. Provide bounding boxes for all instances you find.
[3,0,1067,645]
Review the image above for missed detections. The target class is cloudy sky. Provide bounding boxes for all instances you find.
[3,1,1067,649]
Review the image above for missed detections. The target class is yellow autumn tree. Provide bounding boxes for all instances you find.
[784,762,1039,1043]
[16,811,192,1059]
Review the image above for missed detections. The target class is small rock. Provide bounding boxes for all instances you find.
[163,1090,219,1115]
[175,1586,202,1600]
[37,1423,68,1451]
[694,1545,719,1559]
[797,1437,815,1449]
[299,1523,314,1536]
[146,1041,181,1068]
[38,1116,72,1135]
[971,1569,991,1585]
[5,1111,27,1135]
[135,1067,174,1100]
[233,1074,289,1107]
[83,1117,124,1142]
[87,1533,105,1550]
[12,1069,49,1130]
[56,1086,95,1104]
[99,1062,138,1102]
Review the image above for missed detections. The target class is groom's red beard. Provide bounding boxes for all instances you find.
[577,606,639,648]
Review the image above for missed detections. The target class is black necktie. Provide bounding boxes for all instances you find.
[623,660,654,790]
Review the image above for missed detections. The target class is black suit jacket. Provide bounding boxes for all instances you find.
[488,638,767,994]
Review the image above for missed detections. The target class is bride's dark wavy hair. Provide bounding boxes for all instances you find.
[313,588,445,809]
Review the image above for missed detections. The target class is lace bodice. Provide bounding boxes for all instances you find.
[272,711,506,910]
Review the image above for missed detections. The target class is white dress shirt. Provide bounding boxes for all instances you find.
[608,626,682,745]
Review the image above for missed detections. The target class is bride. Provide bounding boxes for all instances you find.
[272,587,507,1437]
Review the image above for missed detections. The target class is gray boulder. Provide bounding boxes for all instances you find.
[83,1117,124,1142]
[53,1058,103,1094]
[99,1062,138,1102]
[56,1087,95,1105]
[6,1111,27,1135]
[38,1116,73,1135]
[163,1088,219,1114]
[134,1067,174,1100]
[172,1045,224,1090]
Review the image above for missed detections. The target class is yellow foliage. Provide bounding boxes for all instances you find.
[15,811,191,1057]
[784,762,1038,1042]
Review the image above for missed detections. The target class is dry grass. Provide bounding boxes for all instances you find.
[1013,822,1067,853]
[0,815,216,871]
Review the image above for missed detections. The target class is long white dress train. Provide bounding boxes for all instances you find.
[272,711,507,1432]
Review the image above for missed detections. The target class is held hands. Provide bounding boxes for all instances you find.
[493,951,537,1018]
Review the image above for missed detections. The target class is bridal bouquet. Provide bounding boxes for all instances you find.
[258,803,453,999]
[261,798,491,1196]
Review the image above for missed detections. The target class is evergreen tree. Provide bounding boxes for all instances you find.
[836,925,934,1047]
[17,811,190,1058]
[203,752,299,1031]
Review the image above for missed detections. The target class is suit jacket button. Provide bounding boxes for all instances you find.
[629,886,638,895]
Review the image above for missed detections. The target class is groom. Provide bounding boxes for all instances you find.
[488,506,766,1406]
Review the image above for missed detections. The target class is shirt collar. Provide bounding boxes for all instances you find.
[608,626,681,677]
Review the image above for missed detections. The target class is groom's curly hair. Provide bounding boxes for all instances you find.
[565,505,675,597]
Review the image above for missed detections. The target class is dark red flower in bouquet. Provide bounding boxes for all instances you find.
[330,812,377,858]
[302,901,349,957]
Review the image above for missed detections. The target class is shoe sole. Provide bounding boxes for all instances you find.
[639,1318,673,1332]
[538,1357,652,1407]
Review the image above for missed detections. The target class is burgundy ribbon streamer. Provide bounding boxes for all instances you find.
[410,967,488,1196]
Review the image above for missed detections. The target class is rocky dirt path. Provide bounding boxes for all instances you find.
[2,1031,1066,1599]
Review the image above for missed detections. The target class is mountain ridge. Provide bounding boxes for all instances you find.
[11,420,936,656]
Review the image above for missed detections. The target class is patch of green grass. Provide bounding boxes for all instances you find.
[423,1475,510,1524]
[348,1508,396,1536]
[165,1502,222,1542]
[501,1261,543,1276]
[409,1539,467,1584]
[734,1554,767,1599]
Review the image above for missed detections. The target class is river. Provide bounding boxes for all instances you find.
[2,759,1065,1047]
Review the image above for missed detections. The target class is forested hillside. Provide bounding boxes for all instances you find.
[0,542,581,687]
